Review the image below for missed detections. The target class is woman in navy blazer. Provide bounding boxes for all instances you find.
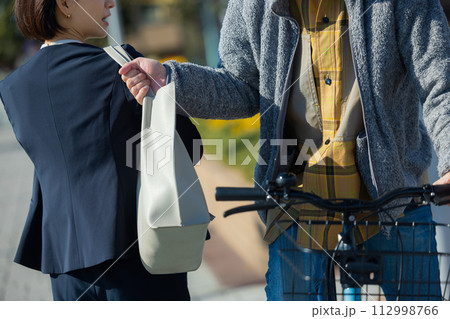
[0,0,199,300]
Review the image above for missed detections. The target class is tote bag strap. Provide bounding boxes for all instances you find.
[104,45,156,128]
[104,45,133,66]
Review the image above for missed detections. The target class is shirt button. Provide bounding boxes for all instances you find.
[324,138,331,145]
[323,17,330,23]
[325,77,332,85]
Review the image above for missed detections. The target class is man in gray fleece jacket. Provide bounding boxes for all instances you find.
[121,0,450,300]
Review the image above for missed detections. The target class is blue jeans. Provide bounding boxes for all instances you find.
[265,204,442,301]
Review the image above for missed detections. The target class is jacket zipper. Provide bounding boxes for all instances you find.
[346,5,379,196]
[271,11,300,181]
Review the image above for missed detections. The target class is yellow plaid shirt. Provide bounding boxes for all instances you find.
[264,0,379,250]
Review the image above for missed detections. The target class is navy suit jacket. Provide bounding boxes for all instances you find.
[0,43,201,274]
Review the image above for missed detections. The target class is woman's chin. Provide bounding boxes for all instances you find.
[86,32,108,41]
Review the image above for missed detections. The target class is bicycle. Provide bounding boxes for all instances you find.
[215,173,450,301]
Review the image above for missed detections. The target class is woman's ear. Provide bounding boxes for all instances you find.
[55,0,70,18]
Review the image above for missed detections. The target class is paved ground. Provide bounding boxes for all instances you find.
[191,158,268,300]
[0,106,267,301]
[0,107,53,300]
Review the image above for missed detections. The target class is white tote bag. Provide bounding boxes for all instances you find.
[104,46,211,274]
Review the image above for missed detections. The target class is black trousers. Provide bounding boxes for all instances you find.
[50,256,190,301]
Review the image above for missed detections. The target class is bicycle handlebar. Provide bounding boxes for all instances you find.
[215,183,450,216]
[216,178,450,301]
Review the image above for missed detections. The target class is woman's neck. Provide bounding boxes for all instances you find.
[46,31,85,45]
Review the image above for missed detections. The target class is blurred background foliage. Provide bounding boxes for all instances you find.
[196,117,260,180]
[1,0,449,179]
[0,0,21,69]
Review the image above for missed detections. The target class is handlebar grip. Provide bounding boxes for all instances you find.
[432,184,450,205]
[215,187,268,201]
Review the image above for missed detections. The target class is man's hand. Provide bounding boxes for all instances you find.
[119,58,167,105]
[433,171,450,206]
[433,171,450,186]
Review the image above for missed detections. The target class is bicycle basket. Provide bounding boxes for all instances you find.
[274,217,450,301]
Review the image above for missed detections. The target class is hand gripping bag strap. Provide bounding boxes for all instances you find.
[104,46,210,274]
[104,46,156,106]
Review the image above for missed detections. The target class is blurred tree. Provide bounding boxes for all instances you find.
[119,0,227,63]
[0,0,24,69]
[177,0,227,64]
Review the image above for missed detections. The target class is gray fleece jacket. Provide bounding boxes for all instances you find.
[166,0,450,224]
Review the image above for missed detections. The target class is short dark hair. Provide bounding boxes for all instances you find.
[15,0,64,41]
